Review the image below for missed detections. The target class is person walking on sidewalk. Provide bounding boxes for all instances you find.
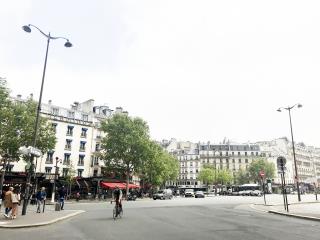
[58,186,66,210]
[3,187,13,218]
[11,188,20,219]
[36,187,47,213]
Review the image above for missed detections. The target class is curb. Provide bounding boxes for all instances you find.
[0,210,85,228]
[268,210,320,222]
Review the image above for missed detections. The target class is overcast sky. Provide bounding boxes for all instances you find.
[1,0,319,146]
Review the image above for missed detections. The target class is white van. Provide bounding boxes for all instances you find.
[153,189,173,200]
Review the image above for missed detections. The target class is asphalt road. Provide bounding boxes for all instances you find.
[2,196,320,240]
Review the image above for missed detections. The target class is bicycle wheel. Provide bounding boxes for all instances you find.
[118,208,123,218]
[113,207,116,220]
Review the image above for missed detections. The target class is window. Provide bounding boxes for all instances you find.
[238,152,240,156]
[80,141,86,151]
[82,114,89,121]
[64,153,71,165]
[77,169,84,177]
[6,165,13,172]
[251,152,254,156]
[245,152,247,156]
[67,126,74,136]
[226,152,229,156]
[232,152,234,156]
[232,159,235,163]
[238,159,241,163]
[65,139,72,150]
[45,167,52,174]
[62,168,69,177]
[81,128,87,138]
[93,169,98,177]
[245,159,248,163]
[95,143,100,152]
[78,155,85,166]
[52,107,59,115]
[220,152,222,156]
[51,123,57,133]
[68,111,75,119]
[220,159,223,164]
[256,152,259,156]
[46,151,54,164]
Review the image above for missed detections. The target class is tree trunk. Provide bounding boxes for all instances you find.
[0,157,7,196]
[126,165,130,200]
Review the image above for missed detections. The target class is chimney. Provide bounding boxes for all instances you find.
[17,94,22,99]
[48,100,52,105]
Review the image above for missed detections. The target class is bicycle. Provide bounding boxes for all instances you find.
[112,201,123,220]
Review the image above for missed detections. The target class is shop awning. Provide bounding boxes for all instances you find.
[126,183,140,189]
[100,182,126,189]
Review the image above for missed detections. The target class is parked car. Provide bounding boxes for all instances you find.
[184,189,195,197]
[195,191,205,198]
[153,189,173,200]
[250,190,262,196]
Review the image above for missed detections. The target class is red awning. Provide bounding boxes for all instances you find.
[100,182,126,189]
[126,183,140,189]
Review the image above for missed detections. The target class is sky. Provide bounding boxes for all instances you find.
[1,0,320,146]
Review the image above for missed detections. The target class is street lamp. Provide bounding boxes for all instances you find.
[52,157,62,203]
[277,103,302,202]
[21,24,72,215]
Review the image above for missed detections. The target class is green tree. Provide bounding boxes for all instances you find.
[63,162,76,199]
[216,169,233,185]
[235,168,250,185]
[138,140,179,192]
[0,79,56,193]
[198,167,214,192]
[100,113,150,197]
[248,158,275,183]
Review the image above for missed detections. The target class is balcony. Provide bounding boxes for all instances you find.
[66,132,73,136]
[79,147,86,152]
[78,162,84,166]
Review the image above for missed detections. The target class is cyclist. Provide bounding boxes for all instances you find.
[112,186,123,217]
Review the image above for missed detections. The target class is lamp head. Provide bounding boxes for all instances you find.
[297,104,302,108]
[22,25,31,33]
[64,41,72,48]
[277,108,282,112]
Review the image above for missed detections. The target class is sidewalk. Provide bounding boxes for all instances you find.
[253,198,320,221]
[0,205,84,228]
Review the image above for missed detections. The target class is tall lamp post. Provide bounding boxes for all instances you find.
[277,103,302,202]
[52,157,62,203]
[21,24,72,215]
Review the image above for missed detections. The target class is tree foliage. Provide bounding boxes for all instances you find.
[248,158,275,183]
[100,114,179,194]
[235,168,250,185]
[216,169,233,185]
[141,141,179,188]
[198,168,215,186]
[0,80,56,163]
[100,113,150,196]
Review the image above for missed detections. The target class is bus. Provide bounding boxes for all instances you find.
[238,184,261,196]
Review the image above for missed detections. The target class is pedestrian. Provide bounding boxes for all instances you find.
[76,191,80,202]
[58,186,66,210]
[0,190,5,212]
[11,188,20,219]
[36,187,47,213]
[3,187,13,218]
